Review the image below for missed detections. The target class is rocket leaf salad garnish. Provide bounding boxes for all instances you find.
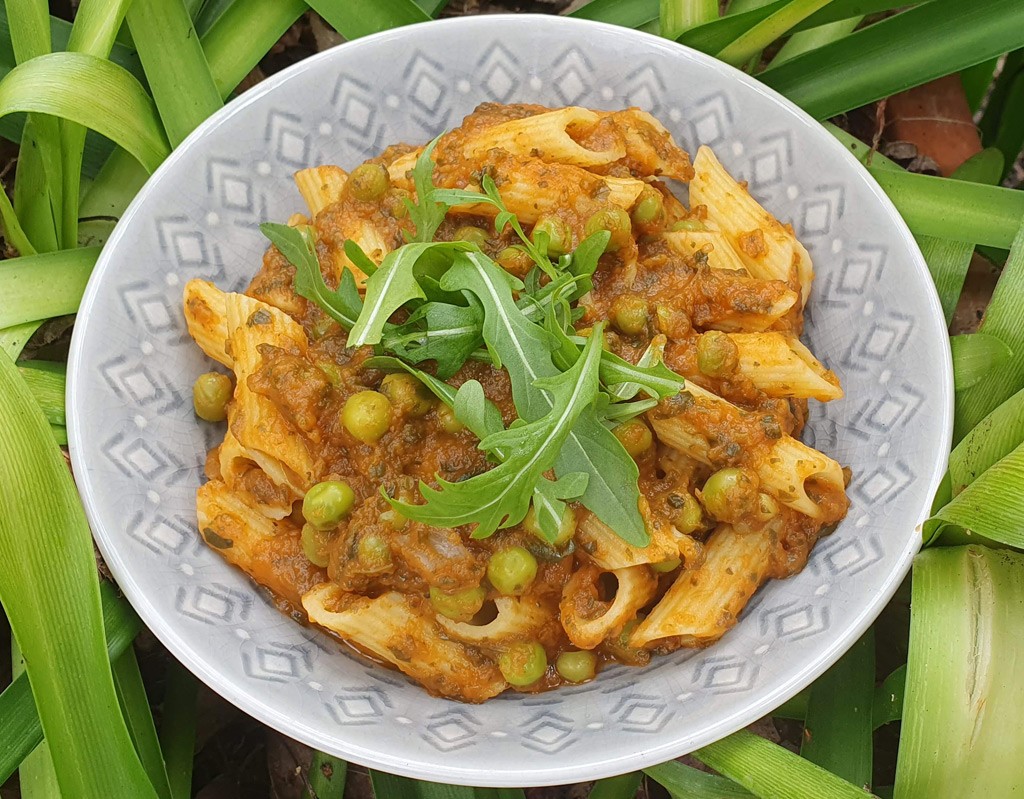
[263,141,689,546]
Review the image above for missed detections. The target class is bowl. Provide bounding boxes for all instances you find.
[67,14,952,787]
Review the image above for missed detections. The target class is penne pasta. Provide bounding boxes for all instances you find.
[559,564,658,649]
[629,524,771,648]
[461,106,626,167]
[577,504,685,570]
[303,584,507,702]
[689,145,813,304]
[728,332,843,401]
[663,223,749,273]
[294,165,348,218]
[436,596,550,645]
[183,279,232,368]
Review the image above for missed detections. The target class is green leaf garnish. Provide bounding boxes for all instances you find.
[261,222,363,329]
[440,252,649,546]
[347,240,475,347]
[404,135,449,243]
[391,329,602,538]
[382,300,484,379]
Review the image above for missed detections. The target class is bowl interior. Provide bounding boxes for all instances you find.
[68,15,951,787]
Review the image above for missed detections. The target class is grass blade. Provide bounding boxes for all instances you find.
[866,168,1024,249]
[694,729,880,798]
[308,0,430,40]
[59,0,135,248]
[872,664,906,729]
[0,247,99,328]
[770,16,861,67]
[717,0,836,68]
[661,0,718,39]
[11,636,60,799]
[914,147,1004,324]
[112,646,173,799]
[302,750,346,799]
[127,0,222,147]
[589,772,643,798]
[645,761,754,798]
[894,547,1024,798]
[955,217,1024,439]
[759,0,1024,120]
[0,52,170,173]
[925,439,1024,547]
[159,661,197,799]
[949,386,1024,496]
[951,332,1013,391]
[0,351,156,796]
[18,360,65,426]
[800,630,874,788]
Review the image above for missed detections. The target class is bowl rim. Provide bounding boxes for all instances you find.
[67,12,953,786]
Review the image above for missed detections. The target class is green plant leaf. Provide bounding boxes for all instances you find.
[348,241,476,347]
[990,69,1024,181]
[872,664,906,729]
[112,647,173,799]
[951,333,1013,391]
[914,147,1004,324]
[770,15,862,67]
[645,761,754,798]
[589,772,644,798]
[127,0,222,148]
[661,0,718,39]
[949,386,1024,497]
[0,246,99,328]
[894,547,1024,798]
[695,729,881,798]
[383,300,485,379]
[961,55,1002,113]
[474,789,526,799]
[0,52,170,175]
[978,49,1024,154]
[393,326,602,538]
[924,439,1024,547]
[309,0,431,41]
[955,218,1024,439]
[569,0,658,27]
[369,771,473,799]
[759,0,1024,121]
[439,251,648,545]
[0,321,42,360]
[159,661,197,799]
[0,182,36,256]
[302,751,347,799]
[11,635,59,799]
[18,360,65,426]
[0,350,157,797]
[717,0,835,68]
[800,630,875,788]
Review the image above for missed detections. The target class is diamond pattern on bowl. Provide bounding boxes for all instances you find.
[68,16,950,784]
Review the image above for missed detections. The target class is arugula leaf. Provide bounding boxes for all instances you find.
[603,398,660,424]
[343,239,378,277]
[391,331,601,538]
[261,222,363,329]
[404,135,448,243]
[382,300,484,379]
[441,252,649,546]
[347,240,475,347]
[602,345,684,401]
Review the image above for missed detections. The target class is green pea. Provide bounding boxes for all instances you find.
[611,294,649,336]
[357,533,392,570]
[436,403,466,434]
[697,331,739,377]
[301,523,330,567]
[556,650,597,683]
[700,467,758,521]
[632,188,664,226]
[342,390,392,444]
[651,558,681,573]
[429,584,486,623]
[531,216,572,256]
[585,207,632,251]
[349,163,390,201]
[192,372,232,422]
[486,546,538,595]
[673,492,705,535]
[670,218,707,232]
[380,372,434,417]
[389,188,411,219]
[523,504,577,547]
[454,224,489,248]
[613,419,653,459]
[302,480,356,530]
[498,641,548,687]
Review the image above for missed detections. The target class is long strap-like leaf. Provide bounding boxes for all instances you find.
[309,0,431,40]
[0,246,99,328]
[0,355,156,796]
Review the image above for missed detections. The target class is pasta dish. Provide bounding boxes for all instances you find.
[183,103,849,702]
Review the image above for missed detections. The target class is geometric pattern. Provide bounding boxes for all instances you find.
[67,15,952,787]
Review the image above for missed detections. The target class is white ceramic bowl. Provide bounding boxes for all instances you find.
[68,15,952,787]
